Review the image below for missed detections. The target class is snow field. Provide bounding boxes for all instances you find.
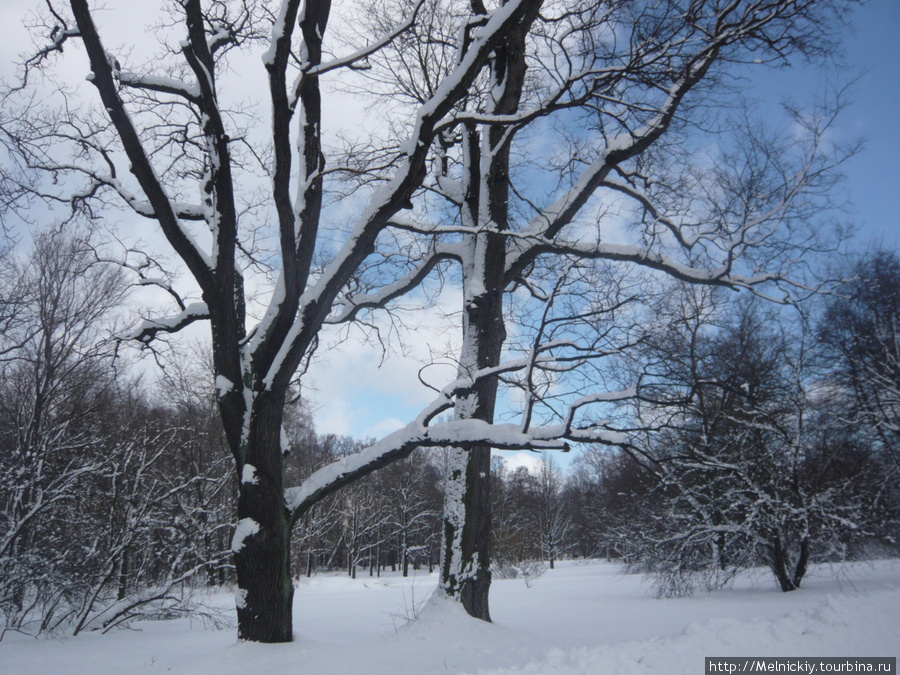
[2,560,897,674]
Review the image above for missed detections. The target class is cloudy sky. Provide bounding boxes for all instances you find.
[300,0,900,448]
[1,0,897,473]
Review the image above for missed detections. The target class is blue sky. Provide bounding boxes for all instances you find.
[1,1,897,466]
[815,0,899,248]
[320,0,900,444]
[300,1,900,472]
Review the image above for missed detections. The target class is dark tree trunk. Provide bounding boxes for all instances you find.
[205,532,219,587]
[402,532,409,578]
[769,534,808,593]
[792,538,810,589]
[233,398,295,643]
[717,532,727,571]
[438,216,506,620]
[438,0,536,623]
[117,549,129,601]
[441,445,493,621]
[234,518,294,642]
[438,228,505,624]
[218,529,227,586]
[770,535,792,592]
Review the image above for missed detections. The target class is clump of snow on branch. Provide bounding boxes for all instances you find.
[231,518,260,553]
[241,464,259,486]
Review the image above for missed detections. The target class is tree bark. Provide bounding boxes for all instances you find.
[792,538,810,589]
[769,534,806,593]
[234,514,294,642]
[233,396,295,643]
[440,445,493,621]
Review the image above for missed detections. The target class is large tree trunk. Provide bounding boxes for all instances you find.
[438,0,535,621]
[232,396,295,643]
[438,285,503,620]
[441,445,493,620]
[439,228,506,621]
[233,502,294,642]
[438,279,503,621]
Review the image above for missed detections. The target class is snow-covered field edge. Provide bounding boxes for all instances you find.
[2,560,897,675]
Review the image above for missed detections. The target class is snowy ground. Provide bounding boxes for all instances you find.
[3,560,898,674]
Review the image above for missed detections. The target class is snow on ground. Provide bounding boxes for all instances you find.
[2,560,898,674]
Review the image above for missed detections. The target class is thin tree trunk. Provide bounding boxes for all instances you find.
[376,526,381,578]
[218,529,227,586]
[402,531,409,578]
[792,538,810,589]
[116,548,129,601]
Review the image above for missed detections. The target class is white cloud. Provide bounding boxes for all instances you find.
[306,287,464,439]
[497,451,544,476]
[361,418,405,441]
[315,400,352,437]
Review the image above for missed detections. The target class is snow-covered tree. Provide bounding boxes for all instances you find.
[0,228,125,635]
[819,249,900,467]
[565,446,657,562]
[155,349,237,588]
[617,292,892,594]
[0,229,228,637]
[375,448,442,577]
[528,455,569,569]
[4,0,563,642]
[488,460,538,575]
[345,0,856,618]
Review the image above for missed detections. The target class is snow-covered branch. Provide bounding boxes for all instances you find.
[125,302,210,344]
[305,0,427,79]
[260,0,544,392]
[70,0,216,293]
[117,72,202,103]
[327,246,458,324]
